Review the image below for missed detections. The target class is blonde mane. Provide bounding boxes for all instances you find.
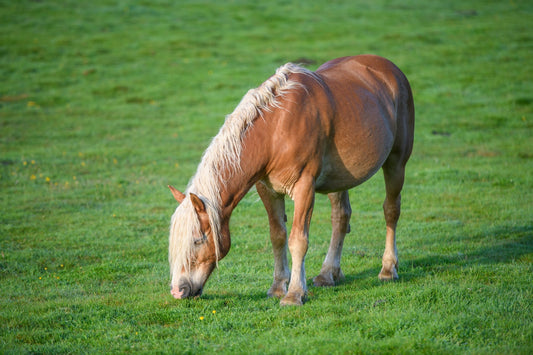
[169,63,314,278]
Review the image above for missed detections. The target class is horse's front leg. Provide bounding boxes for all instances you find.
[281,178,315,306]
[256,182,289,298]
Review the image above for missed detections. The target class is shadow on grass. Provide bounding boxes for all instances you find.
[339,224,533,286]
[407,224,532,267]
[200,289,271,304]
[175,225,532,303]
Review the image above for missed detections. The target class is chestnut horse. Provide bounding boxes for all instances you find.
[169,55,414,305]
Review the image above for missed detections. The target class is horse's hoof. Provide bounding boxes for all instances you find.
[378,265,399,281]
[267,280,288,298]
[280,292,304,306]
[313,274,335,287]
[267,287,286,299]
[313,268,344,287]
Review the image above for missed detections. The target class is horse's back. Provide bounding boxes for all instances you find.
[317,55,407,86]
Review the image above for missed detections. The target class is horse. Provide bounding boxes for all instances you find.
[168,55,414,306]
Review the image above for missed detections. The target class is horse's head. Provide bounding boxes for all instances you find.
[168,185,227,299]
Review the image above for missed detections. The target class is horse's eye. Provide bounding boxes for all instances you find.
[194,234,207,245]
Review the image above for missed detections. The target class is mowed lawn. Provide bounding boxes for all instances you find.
[1,0,532,353]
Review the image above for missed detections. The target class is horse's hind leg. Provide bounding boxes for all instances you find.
[313,190,351,287]
[256,182,290,298]
[379,158,406,281]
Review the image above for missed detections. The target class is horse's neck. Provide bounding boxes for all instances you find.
[218,125,269,218]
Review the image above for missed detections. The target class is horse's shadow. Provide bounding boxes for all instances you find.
[337,224,532,287]
[200,291,270,303]
[191,224,531,304]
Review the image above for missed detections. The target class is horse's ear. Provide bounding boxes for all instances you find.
[189,193,206,214]
[168,185,186,203]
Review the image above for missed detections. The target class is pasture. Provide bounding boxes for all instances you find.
[1,0,532,353]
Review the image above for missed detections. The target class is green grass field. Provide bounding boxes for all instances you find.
[1,0,532,353]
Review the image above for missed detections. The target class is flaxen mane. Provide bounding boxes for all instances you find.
[169,63,313,277]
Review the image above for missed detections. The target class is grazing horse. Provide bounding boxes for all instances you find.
[168,55,414,306]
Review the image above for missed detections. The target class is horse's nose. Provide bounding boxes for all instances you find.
[171,284,190,299]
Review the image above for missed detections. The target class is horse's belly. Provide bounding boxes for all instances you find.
[315,135,391,193]
[315,159,382,193]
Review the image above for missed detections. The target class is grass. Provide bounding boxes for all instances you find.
[1,0,532,353]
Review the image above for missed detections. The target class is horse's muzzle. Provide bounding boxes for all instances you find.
[171,280,203,299]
